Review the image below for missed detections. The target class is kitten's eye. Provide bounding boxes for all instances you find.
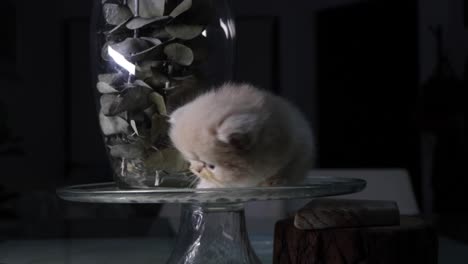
[207,164,215,170]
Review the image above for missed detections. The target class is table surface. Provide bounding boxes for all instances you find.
[1,235,467,264]
[0,235,273,264]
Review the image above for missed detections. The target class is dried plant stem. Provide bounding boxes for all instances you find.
[127,0,140,84]
[133,0,139,38]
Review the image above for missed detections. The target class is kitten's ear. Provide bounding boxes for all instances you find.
[216,113,260,150]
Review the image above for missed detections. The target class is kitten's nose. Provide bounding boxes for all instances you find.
[190,163,204,173]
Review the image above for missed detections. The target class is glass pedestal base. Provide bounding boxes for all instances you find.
[167,203,260,264]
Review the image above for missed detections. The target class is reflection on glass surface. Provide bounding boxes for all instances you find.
[108,46,136,75]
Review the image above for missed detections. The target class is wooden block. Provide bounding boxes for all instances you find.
[273,216,438,264]
[294,199,400,230]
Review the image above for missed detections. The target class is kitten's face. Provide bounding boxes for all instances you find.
[169,110,260,187]
[180,150,252,188]
[168,87,267,188]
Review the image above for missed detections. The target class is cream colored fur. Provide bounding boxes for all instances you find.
[169,82,315,188]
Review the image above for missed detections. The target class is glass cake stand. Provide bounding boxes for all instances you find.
[57,176,366,264]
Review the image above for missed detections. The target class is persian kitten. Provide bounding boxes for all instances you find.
[168,83,315,188]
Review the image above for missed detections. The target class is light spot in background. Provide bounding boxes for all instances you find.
[219,18,236,39]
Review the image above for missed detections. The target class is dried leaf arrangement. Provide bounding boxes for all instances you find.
[96,0,214,188]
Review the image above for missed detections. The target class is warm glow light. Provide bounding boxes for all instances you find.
[108,46,136,75]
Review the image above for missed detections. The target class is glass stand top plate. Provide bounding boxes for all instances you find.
[57,176,366,204]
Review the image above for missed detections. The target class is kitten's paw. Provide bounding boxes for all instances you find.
[259,176,284,187]
[196,179,220,189]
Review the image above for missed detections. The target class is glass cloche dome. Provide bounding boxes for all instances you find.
[90,0,236,189]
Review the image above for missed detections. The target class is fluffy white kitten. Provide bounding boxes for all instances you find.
[168,82,315,188]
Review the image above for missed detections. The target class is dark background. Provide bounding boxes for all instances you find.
[0,0,466,245]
